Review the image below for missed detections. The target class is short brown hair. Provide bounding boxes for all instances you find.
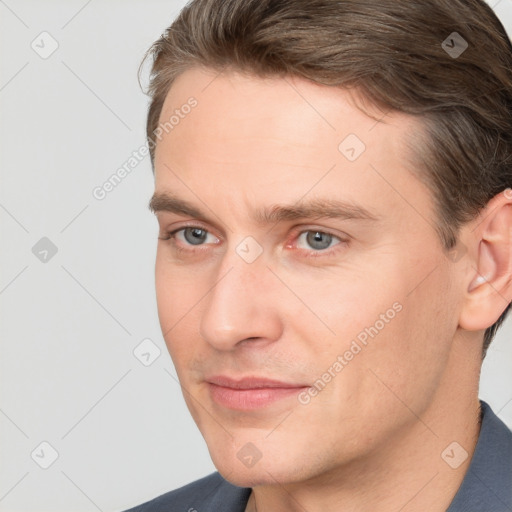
[141,0,512,358]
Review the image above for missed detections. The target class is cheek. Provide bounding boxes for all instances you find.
[350,268,457,413]
[283,265,399,355]
[308,256,455,393]
[155,253,199,324]
[155,254,202,362]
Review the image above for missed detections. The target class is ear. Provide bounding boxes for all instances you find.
[459,189,512,332]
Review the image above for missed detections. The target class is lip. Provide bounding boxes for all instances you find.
[206,375,309,410]
[207,375,306,389]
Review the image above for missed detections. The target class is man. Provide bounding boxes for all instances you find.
[125,0,512,510]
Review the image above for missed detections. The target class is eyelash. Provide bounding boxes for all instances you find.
[158,224,349,259]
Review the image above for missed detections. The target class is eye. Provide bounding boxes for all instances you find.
[294,230,344,254]
[159,226,220,247]
[159,225,348,258]
[180,227,211,245]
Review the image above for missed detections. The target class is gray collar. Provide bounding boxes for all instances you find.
[446,400,512,511]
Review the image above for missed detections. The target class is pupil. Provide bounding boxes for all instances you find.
[185,228,207,245]
[307,231,331,250]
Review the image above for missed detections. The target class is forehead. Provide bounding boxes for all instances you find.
[156,66,403,150]
[155,66,418,164]
[152,67,433,233]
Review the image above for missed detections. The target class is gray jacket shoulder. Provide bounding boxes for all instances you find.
[122,472,251,512]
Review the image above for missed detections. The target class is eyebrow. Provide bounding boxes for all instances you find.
[149,192,380,226]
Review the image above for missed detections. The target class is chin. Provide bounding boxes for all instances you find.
[219,469,274,488]
[209,448,310,488]
[214,463,291,488]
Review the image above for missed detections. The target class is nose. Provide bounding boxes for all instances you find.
[199,250,283,351]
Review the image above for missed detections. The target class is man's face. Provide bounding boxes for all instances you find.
[152,67,462,486]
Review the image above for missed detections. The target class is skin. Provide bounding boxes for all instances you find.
[151,66,512,511]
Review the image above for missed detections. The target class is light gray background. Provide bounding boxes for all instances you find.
[1,1,511,511]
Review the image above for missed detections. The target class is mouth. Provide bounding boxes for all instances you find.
[205,375,310,410]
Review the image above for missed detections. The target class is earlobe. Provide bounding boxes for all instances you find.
[458,193,512,332]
